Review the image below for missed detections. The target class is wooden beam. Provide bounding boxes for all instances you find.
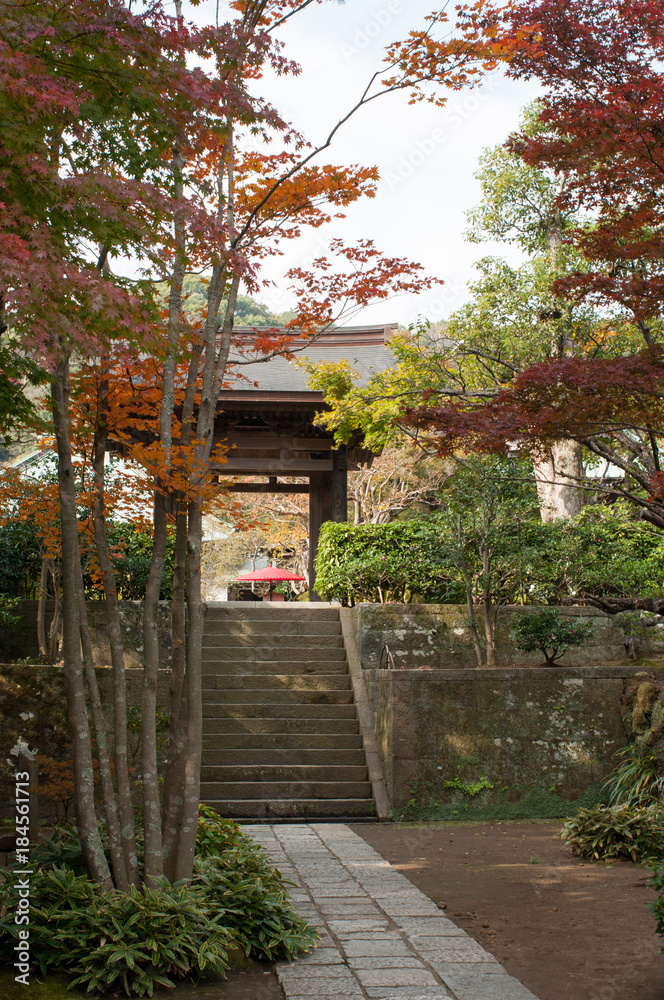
[218,434,333,451]
[215,457,333,473]
[226,482,310,494]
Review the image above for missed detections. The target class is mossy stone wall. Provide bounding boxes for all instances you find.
[352,603,658,670]
[364,664,651,811]
[0,600,172,669]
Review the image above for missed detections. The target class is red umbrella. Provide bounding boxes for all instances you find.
[234,565,305,601]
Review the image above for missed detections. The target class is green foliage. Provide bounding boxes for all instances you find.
[0,518,42,598]
[0,808,316,995]
[648,867,664,951]
[0,594,19,626]
[92,522,175,600]
[510,608,594,665]
[314,517,464,605]
[396,783,605,822]
[444,774,494,797]
[0,866,233,996]
[561,803,664,862]
[530,503,664,604]
[194,806,318,961]
[0,342,48,445]
[603,745,664,809]
[159,277,295,329]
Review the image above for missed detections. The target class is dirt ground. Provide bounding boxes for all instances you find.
[353,820,664,1000]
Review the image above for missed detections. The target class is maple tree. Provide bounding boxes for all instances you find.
[2,0,498,890]
[409,0,664,527]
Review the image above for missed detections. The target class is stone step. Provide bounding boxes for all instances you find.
[205,607,340,621]
[203,733,363,750]
[201,645,347,662]
[200,764,369,782]
[203,632,344,647]
[202,717,360,735]
[202,660,348,675]
[200,702,358,719]
[200,780,373,800]
[202,748,367,767]
[201,798,375,818]
[202,688,355,705]
[203,673,352,691]
[204,620,342,637]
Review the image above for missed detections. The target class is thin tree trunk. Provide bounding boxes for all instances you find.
[455,517,484,669]
[37,557,49,660]
[142,494,168,883]
[51,358,112,890]
[47,564,61,664]
[173,499,204,883]
[143,140,186,881]
[161,502,189,880]
[92,389,139,887]
[78,597,129,891]
[480,530,496,668]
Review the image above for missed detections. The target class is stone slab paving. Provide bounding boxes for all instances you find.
[241,823,540,1000]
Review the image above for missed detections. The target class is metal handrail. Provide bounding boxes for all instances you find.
[379,643,396,670]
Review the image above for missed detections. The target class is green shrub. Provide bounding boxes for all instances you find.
[561,803,664,862]
[314,518,464,605]
[0,808,316,995]
[648,866,664,952]
[510,607,594,665]
[603,745,664,808]
[194,806,317,961]
[0,866,233,996]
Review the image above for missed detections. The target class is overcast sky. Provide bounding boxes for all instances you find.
[185,1,541,328]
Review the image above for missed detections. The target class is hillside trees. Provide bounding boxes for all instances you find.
[2,0,496,888]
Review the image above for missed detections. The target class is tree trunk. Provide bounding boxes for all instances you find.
[142,494,168,883]
[47,562,62,664]
[172,499,204,883]
[51,358,112,890]
[92,399,139,887]
[533,439,584,522]
[162,502,189,880]
[455,518,484,668]
[37,557,49,661]
[78,597,129,891]
[479,524,497,667]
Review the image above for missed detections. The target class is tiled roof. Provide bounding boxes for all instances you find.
[223,323,398,396]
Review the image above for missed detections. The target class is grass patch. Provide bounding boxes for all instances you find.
[0,969,84,998]
[393,784,606,822]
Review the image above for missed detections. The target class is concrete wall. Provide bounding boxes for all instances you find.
[363,664,643,810]
[352,603,655,670]
[0,600,173,669]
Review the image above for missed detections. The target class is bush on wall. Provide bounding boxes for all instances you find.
[314,518,464,605]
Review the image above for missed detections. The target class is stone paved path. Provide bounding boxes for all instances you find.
[243,824,540,1000]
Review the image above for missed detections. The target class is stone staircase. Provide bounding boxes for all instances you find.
[200,604,377,819]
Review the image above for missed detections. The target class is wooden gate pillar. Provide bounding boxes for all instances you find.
[309,446,347,600]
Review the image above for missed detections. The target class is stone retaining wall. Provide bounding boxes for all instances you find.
[0,600,172,669]
[351,603,659,670]
[363,664,648,810]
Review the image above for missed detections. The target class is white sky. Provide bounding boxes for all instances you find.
[184,1,541,327]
